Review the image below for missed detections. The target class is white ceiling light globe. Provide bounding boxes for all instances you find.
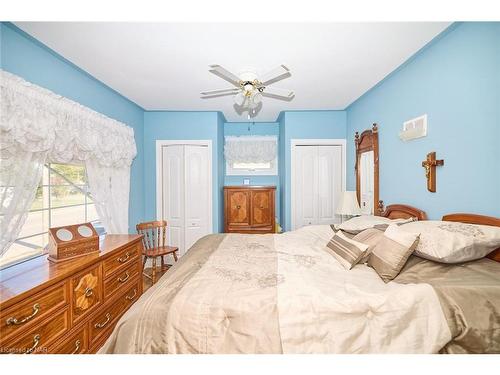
[252,92,262,104]
[233,92,245,106]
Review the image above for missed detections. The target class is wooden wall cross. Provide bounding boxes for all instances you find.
[421,152,444,192]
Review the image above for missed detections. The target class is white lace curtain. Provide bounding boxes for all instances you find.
[0,70,137,257]
[224,135,277,163]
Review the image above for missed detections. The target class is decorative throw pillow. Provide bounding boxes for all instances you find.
[352,227,385,263]
[333,215,416,235]
[397,220,500,263]
[367,224,420,282]
[326,231,370,270]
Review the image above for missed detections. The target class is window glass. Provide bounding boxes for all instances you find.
[0,163,103,269]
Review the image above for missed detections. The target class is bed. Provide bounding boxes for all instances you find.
[99,205,500,354]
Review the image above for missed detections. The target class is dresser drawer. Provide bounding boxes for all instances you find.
[71,264,102,324]
[5,309,69,354]
[103,262,140,301]
[49,324,88,354]
[0,281,68,345]
[102,243,140,278]
[89,280,141,345]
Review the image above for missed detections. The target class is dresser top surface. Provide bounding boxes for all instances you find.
[0,234,142,305]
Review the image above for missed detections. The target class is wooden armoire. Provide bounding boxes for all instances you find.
[223,186,276,234]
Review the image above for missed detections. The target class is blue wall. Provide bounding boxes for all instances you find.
[280,111,347,230]
[143,111,225,232]
[0,23,145,232]
[346,22,500,219]
[224,122,281,220]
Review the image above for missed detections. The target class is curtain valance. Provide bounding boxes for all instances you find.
[224,135,277,163]
[0,70,136,257]
[0,70,137,168]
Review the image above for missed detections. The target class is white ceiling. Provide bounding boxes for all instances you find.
[15,22,451,122]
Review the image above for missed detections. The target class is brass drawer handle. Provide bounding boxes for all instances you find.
[24,334,41,354]
[84,287,93,298]
[117,252,130,263]
[117,271,130,283]
[94,313,111,329]
[125,289,137,301]
[236,205,241,209]
[72,339,81,354]
[6,303,40,326]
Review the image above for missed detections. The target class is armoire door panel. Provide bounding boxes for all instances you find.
[251,191,272,227]
[227,191,250,225]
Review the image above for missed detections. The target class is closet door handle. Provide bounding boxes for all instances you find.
[236,205,241,209]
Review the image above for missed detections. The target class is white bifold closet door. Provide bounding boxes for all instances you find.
[294,145,342,229]
[161,144,210,256]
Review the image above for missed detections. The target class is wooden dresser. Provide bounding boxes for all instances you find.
[0,234,143,354]
[224,186,276,234]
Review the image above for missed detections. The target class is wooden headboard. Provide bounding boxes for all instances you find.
[378,200,428,221]
[442,213,500,262]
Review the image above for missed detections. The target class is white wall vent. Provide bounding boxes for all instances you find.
[399,114,427,141]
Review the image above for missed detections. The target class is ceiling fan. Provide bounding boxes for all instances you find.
[201,64,294,116]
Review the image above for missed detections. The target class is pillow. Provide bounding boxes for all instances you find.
[326,231,369,270]
[333,215,416,235]
[397,220,500,263]
[367,224,420,282]
[352,228,385,263]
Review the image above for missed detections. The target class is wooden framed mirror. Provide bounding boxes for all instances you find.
[355,123,380,215]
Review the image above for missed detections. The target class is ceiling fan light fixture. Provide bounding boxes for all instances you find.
[252,92,262,104]
[234,92,245,106]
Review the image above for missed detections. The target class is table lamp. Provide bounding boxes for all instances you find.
[336,191,362,222]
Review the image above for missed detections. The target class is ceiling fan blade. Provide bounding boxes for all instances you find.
[262,86,294,99]
[201,88,239,95]
[209,65,241,85]
[260,65,291,85]
[200,92,238,99]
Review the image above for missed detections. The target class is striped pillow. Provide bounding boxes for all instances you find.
[327,231,369,270]
[367,224,420,282]
[352,228,385,263]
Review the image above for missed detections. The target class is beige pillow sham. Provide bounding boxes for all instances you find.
[367,224,420,282]
[397,220,500,263]
[333,215,416,235]
[326,231,369,270]
[352,228,385,263]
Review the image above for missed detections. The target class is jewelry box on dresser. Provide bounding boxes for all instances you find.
[0,234,143,354]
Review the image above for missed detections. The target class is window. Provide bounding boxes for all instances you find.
[226,159,278,175]
[225,136,278,176]
[0,163,103,269]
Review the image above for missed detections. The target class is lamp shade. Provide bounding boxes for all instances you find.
[336,191,362,216]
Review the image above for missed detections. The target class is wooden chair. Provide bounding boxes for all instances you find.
[136,220,179,284]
